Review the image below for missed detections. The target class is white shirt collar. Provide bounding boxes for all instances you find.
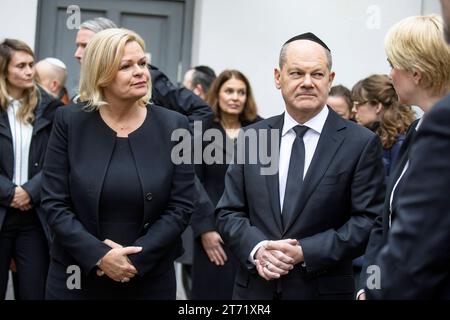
[416,117,424,131]
[7,96,21,108]
[282,105,329,136]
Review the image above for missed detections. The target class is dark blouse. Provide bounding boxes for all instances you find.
[99,137,143,246]
[197,117,263,206]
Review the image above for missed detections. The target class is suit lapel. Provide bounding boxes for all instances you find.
[283,108,346,234]
[395,119,418,162]
[86,111,117,232]
[0,110,12,140]
[382,119,419,222]
[265,114,284,234]
[32,114,51,136]
[127,106,165,225]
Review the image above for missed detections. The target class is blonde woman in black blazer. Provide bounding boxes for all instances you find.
[42,28,195,299]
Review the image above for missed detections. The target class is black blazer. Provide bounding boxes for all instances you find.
[192,117,263,237]
[368,94,450,299]
[190,117,262,300]
[359,119,419,291]
[41,103,195,279]
[0,88,62,239]
[149,65,213,128]
[216,107,386,299]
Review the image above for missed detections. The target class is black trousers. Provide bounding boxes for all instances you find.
[0,209,49,300]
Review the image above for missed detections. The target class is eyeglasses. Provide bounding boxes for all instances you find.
[353,100,369,108]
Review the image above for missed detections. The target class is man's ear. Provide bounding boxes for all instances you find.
[328,71,336,90]
[193,84,204,98]
[274,68,281,89]
[50,80,60,93]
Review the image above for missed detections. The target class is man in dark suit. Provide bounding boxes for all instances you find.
[216,33,385,300]
[367,0,450,299]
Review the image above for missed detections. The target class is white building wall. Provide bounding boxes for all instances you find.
[192,0,442,117]
[0,0,38,48]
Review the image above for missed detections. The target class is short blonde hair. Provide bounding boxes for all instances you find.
[78,28,151,110]
[385,15,450,97]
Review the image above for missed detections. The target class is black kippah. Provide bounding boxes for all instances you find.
[283,32,331,52]
[194,65,216,78]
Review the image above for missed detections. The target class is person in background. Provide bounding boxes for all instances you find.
[350,74,415,288]
[359,13,450,299]
[183,65,217,100]
[352,74,415,176]
[0,39,62,300]
[42,28,195,300]
[35,57,69,104]
[191,69,262,300]
[327,85,353,120]
[177,64,216,299]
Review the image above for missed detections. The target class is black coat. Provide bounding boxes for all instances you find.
[41,103,195,299]
[149,65,213,129]
[359,119,420,292]
[216,108,386,299]
[191,117,262,300]
[149,65,213,268]
[367,94,450,299]
[0,88,62,240]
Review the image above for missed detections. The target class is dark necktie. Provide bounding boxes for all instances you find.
[282,125,309,228]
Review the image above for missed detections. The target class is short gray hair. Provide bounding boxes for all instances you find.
[279,42,333,71]
[80,17,117,33]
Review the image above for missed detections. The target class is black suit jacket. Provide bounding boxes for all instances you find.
[41,104,195,282]
[190,118,262,299]
[0,88,62,240]
[359,119,419,291]
[149,65,213,267]
[367,94,450,299]
[149,65,213,129]
[216,107,385,299]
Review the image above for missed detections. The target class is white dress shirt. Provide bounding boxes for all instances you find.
[279,106,328,211]
[249,106,329,263]
[7,98,33,186]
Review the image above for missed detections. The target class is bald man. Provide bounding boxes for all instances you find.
[35,58,68,102]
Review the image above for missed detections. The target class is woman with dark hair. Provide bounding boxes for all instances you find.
[0,39,62,299]
[191,69,262,299]
[352,74,415,176]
